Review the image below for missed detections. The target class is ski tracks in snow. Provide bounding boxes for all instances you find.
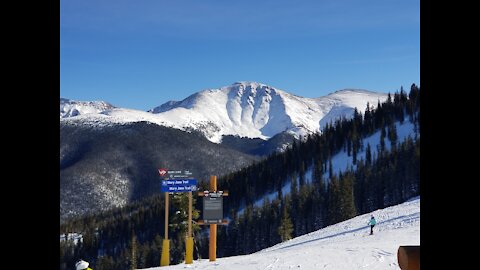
[264,257,279,270]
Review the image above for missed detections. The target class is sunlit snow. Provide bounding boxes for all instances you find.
[140,197,420,270]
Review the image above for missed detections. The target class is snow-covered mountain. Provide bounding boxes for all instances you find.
[60,82,388,143]
[147,82,388,143]
[60,98,115,118]
[140,196,420,270]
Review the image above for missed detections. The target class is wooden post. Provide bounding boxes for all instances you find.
[160,192,170,266]
[397,245,420,270]
[165,192,169,239]
[209,175,217,262]
[185,191,193,264]
[188,191,192,238]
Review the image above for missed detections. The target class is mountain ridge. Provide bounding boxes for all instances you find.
[61,82,389,143]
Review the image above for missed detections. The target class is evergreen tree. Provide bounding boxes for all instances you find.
[278,201,293,242]
[365,143,372,166]
[326,175,341,225]
[328,158,333,179]
[339,173,357,220]
[130,232,138,270]
[388,123,398,149]
[380,125,386,152]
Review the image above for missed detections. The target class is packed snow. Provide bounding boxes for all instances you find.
[139,197,420,270]
[60,82,388,143]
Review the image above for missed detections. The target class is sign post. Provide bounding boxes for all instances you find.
[209,176,217,261]
[159,169,197,266]
[185,191,193,264]
[160,192,169,266]
[197,175,229,262]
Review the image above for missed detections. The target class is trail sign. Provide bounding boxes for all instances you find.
[161,179,198,192]
[159,169,194,180]
[202,193,223,223]
[158,169,197,266]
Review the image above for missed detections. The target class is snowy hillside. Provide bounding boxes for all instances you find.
[238,116,419,215]
[60,82,388,143]
[60,98,115,118]
[140,197,420,270]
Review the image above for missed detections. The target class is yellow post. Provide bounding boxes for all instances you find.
[185,191,193,264]
[185,236,194,264]
[209,176,217,262]
[160,239,170,266]
[160,192,170,266]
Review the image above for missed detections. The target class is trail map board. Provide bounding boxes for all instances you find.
[203,193,223,223]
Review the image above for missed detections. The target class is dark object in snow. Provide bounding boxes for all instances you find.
[397,245,420,270]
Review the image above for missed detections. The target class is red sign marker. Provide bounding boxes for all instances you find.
[158,168,168,177]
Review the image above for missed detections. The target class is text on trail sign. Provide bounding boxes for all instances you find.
[161,179,197,193]
[158,169,193,179]
[203,195,223,223]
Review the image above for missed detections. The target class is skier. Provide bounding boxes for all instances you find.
[368,215,377,235]
[75,259,93,270]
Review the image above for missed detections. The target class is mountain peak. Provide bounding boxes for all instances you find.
[60,98,115,118]
[143,83,388,143]
[232,81,266,87]
[332,88,381,95]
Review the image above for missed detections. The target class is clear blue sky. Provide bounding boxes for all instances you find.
[60,0,419,111]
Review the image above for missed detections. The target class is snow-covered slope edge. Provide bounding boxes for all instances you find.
[140,197,420,270]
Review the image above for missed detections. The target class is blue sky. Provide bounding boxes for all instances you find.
[60,0,419,111]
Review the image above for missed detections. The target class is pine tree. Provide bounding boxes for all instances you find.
[290,173,300,236]
[328,158,333,179]
[380,125,386,152]
[278,201,293,242]
[339,173,357,220]
[129,232,138,270]
[326,175,341,225]
[388,123,398,149]
[365,143,372,166]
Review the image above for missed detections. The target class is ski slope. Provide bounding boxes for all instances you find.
[140,197,420,270]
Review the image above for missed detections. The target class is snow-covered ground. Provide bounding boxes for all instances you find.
[140,197,419,270]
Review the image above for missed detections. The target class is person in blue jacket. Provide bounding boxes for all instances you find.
[368,215,377,235]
